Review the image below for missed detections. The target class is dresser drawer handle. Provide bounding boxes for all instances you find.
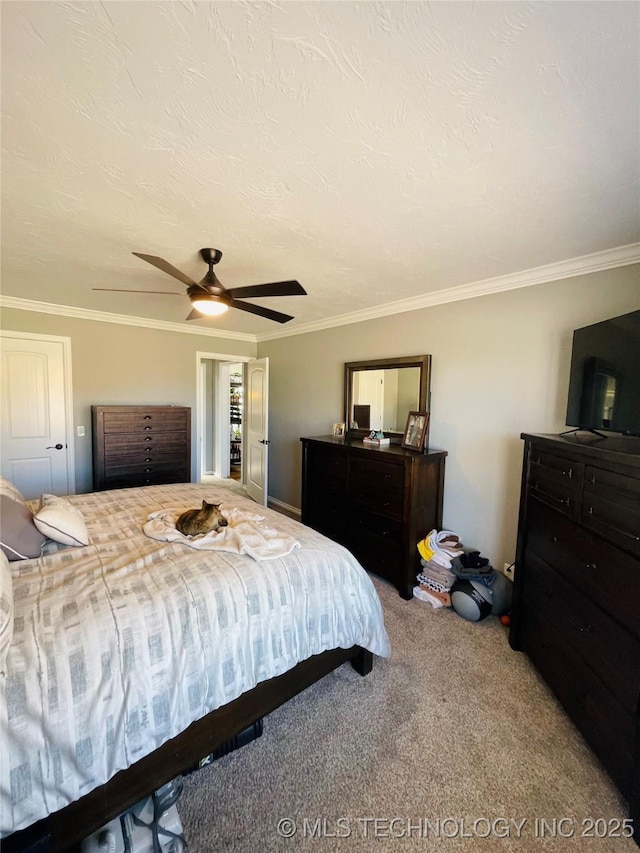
[143,415,152,420]
[585,562,597,571]
[145,458,152,462]
[145,468,152,472]
[579,625,593,633]
[384,473,391,479]
[144,426,152,431]
[563,468,573,479]
[550,536,558,543]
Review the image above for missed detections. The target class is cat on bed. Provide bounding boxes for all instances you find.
[176,500,228,536]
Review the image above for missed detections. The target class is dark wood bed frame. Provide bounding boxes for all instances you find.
[5,645,373,853]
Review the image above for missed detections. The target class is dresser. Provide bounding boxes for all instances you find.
[92,405,191,491]
[301,436,447,599]
[510,433,640,833]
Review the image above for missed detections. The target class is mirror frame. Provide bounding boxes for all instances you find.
[344,355,432,444]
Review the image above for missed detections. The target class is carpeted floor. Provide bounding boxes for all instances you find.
[176,575,635,851]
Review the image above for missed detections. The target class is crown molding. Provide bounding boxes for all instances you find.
[2,243,637,343]
[255,242,640,341]
[0,296,256,342]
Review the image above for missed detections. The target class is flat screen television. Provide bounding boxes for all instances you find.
[565,309,640,437]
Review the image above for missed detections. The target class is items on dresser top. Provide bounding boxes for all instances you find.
[92,405,191,491]
[301,435,447,599]
[510,433,640,838]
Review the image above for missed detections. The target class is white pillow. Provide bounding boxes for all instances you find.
[0,476,26,506]
[34,494,89,547]
[0,550,13,674]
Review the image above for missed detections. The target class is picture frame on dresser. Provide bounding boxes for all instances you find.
[401,411,429,451]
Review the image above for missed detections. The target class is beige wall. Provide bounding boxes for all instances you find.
[257,264,640,570]
[0,309,256,492]
[2,265,638,569]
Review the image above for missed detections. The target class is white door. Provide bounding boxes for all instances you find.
[245,357,269,505]
[0,332,75,499]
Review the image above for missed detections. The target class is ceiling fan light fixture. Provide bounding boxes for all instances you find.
[124,249,305,324]
[190,295,229,316]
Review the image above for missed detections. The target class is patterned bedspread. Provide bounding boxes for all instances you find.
[1,482,390,836]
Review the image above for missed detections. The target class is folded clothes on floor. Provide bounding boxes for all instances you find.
[450,550,494,578]
[413,585,445,608]
[417,529,464,568]
[418,584,451,607]
[417,573,451,594]
[419,558,456,590]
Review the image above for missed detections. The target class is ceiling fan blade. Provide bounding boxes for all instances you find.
[231,300,294,324]
[93,288,184,295]
[225,280,306,299]
[132,252,199,287]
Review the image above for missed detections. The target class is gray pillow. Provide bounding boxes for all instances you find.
[0,494,47,561]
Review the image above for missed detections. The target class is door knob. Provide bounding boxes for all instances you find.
[46,443,65,450]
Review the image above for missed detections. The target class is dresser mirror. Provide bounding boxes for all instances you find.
[344,355,432,442]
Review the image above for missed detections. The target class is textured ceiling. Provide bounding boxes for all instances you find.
[2,1,639,338]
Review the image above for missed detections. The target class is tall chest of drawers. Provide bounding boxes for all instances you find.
[92,405,191,491]
[510,433,640,832]
[301,436,447,599]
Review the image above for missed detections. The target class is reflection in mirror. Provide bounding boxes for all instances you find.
[345,355,432,444]
[352,368,421,432]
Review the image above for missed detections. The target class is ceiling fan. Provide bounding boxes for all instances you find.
[94,248,306,323]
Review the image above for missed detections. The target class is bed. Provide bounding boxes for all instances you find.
[0,478,390,850]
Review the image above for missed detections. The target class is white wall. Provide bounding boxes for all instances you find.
[257,264,640,570]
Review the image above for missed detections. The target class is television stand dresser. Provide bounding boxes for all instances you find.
[92,405,191,490]
[510,433,639,839]
[300,435,447,599]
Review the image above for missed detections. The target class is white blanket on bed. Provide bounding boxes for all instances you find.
[143,505,300,561]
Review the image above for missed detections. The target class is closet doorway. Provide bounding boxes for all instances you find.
[195,352,267,498]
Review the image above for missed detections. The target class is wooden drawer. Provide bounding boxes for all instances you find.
[302,505,348,545]
[103,469,188,489]
[306,445,347,486]
[582,465,640,558]
[348,528,403,586]
[349,456,405,517]
[522,549,640,714]
[102,410,189,433]
[528,451,583,520]
[103,458,189,478]
[104,433,189,455]
[351,506,404,543]
[520,603,636,797]
[526,499,640,637]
